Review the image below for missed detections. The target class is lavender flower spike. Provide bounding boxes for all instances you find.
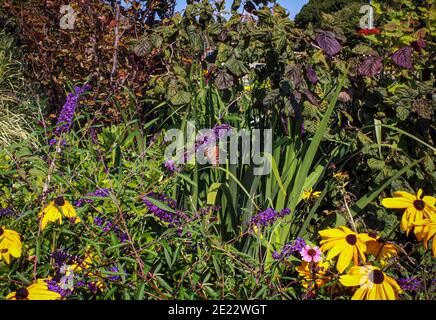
[54,84,90,136]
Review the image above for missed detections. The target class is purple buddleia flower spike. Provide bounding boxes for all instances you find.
[54,84,90,136]
[250,207,291,227]
[397,278,423,292]
[273,237,307,260]
[75,188,111,207]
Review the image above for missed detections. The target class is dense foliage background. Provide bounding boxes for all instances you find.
[0,0,434,300]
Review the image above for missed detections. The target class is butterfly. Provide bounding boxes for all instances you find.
[205,145,220,167]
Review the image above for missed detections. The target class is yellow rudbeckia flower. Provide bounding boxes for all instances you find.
[0,227,22,264]
[38,196,81,231]
[6,279,61,300]
[365,232,398,265]
[296,260,331,290]
[381,189,436,236]
[302,188,321,201]
[414,215,436,258]
[339,265,402,300]
[319,226,372,273]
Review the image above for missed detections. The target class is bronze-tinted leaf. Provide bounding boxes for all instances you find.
[391,46,413,69]
[358,55,383,77]
[214,71,234,90]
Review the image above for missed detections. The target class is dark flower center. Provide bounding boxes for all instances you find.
[0,227,4,236]
[54,196,65,207]
[371,270,385,284]
[413,200,425,211]
[307,249,317,256]
[15,288,29,300]
[346,234,357,245]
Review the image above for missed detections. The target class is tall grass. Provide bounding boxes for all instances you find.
[0,30,35,146]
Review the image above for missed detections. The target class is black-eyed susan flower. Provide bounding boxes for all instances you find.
[302,188,321,201]
[381,189,436,236]
[296,260,331,290]
[319,226,372,273]
[6,279,61,300]
[365,232,398,265]
[0,227,22,264]
[414,215,436,258]
[38,196,81,231]
[339,265,402,300]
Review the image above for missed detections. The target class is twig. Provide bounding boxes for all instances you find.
[110,1,121,86]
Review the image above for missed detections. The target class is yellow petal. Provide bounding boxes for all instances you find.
[351,286,367,300]
[336,246,353,273]
[381,197,413,209]
[383,282,396,300]
[339,274,363,287]
[392,191,415,200]
[423,196,436,207]
[325,240,347,261]
[367,285,378,300]
[319,228,346,238]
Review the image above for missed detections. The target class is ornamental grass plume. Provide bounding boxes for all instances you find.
[339,265,402,300]
[381,189,436,236]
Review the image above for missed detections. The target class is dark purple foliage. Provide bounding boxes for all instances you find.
[306,65,319,84]
[304,89,319,106]
[358,55,383,77]
[315,32,342,57]
[391,46,413,69]
[411,38,426,52]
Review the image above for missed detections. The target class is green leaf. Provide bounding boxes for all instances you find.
[170,91,191,106]
[225,58,249,77]
[350,158,424,216]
